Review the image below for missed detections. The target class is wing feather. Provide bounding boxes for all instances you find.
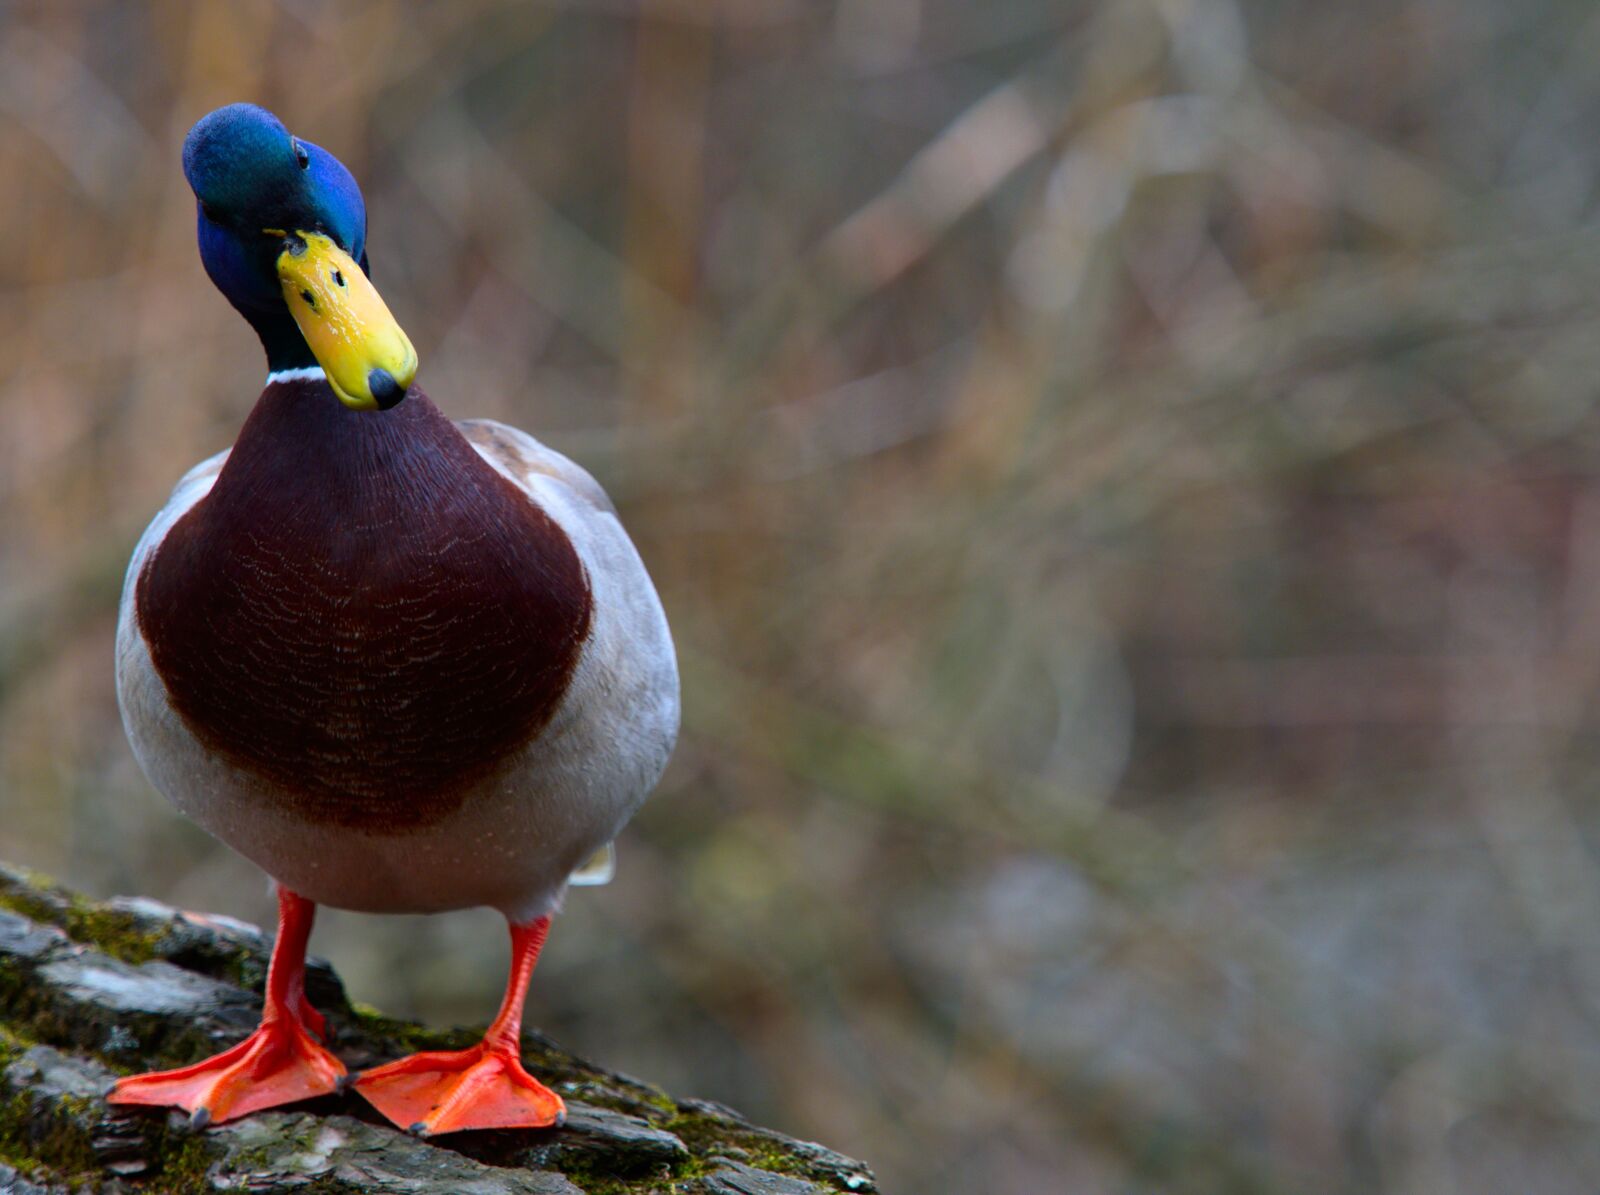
[456,419,616,515]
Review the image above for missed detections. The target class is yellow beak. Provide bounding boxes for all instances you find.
[275,231,417,411]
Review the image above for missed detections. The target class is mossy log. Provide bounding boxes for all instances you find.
[0,863,875,1195]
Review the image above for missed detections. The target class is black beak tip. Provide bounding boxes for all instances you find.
[368,368,406,410]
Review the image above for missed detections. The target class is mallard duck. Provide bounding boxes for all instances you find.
[107,103,679,1135]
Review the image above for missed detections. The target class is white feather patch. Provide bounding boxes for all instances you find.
[569,842,616,886]
[265,366,327,386]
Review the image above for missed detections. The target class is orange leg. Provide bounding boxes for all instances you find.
[109,888,346,1127]
[354,916,565,1135]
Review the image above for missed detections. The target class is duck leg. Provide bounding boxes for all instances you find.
[109,887,346,1126]
[354,915,565,1135]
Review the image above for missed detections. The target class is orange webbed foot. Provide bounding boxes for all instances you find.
[108,888,344,1127]
[355,1043,565,1135]
[357,914,563,1136]
[108,1015,345,1127]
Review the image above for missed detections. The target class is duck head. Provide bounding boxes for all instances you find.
[183,103,417,410]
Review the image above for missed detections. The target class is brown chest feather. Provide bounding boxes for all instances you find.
[137,381,592,832]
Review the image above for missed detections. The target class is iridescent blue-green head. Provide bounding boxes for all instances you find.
[182,103,416,410]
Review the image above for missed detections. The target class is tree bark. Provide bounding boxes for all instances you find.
[0,863,875,1195]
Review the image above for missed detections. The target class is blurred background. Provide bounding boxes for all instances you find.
[4,1,1600,1191]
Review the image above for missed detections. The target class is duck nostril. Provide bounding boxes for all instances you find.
[368,368,405,410]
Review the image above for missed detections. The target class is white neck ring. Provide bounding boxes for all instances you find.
[265,366,327,386]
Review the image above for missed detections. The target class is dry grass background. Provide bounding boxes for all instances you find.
[4,1,1600,1191]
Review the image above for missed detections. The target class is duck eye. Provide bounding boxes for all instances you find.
[292,139,310,170]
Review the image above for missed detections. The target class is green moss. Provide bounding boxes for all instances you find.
[228,1117,333,1173]
[0,1085,98,1183]
[345,1003,472,1054]
[663,1109,828,1185]
[671,1153,715,1181]
[549,1164,632,1195]
[61,902,163,965]
[220,946,268,990]
[152,1131,219,1195]
[0,1154,73,1191]
[0,874,66,932]
[50,1093,97,1121]
[0,1090,36,1169]
[0,1025,34,1065]
[551,1156,701,1195]
[0,979,72,1066]
[551,1079,677,1124]
[0,866,163,965]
